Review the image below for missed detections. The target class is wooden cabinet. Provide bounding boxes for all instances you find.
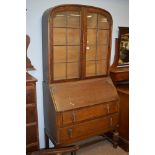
[117,85,129,151]
[110,27,129,151]
[26,73,39,152]
[110,67,129,83]
[42,4,119,148]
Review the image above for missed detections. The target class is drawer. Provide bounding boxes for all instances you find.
[26,85,35,104]
[114,72,129,82]
[62,102,119,126]
[26,105,37,124]
[59,114,119,142]
[26,124,38,145]
[108,102,119,114]
[26,142,38,153]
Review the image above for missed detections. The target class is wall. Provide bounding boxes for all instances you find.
[26,0,129,148]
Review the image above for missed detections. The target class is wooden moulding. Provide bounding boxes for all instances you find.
[26,35,35,71]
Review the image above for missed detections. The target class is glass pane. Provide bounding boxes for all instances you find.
[87,29,97,45]
[54,63,66,80]
[98,14,109,29]
[98,30,109,45]
[96,60,107,75]
[97,45,108,60]
[87,13,97,28]
[67,46,79,62]
[67,11,80,28]
[86,45,96,61]
[67,63,79,79]
[67,28,80,45]
[53,46,66,63]
[86,61,96,76]
[53,28,66,45]
[119,33,129,65]
[53,12,66,27]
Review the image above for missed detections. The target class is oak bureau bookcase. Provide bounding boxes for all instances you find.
[42,4,120,148]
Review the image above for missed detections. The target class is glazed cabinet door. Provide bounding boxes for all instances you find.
[51,7,83,81]
[48,5,112,83]
[85,8,112,78]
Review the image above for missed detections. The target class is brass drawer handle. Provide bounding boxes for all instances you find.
[72,111,76,123]
[67,128,73,138]
[107,104,110,114]
[110,117,113,126]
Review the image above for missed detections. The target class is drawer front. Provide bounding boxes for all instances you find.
[26,125,38,145]
[108,102,119,114]
[59,114,119,142]
[26,143,39,153]
[62,102,118,126]
[26,85,35,104]
[26,105,36,124]
[115,72,129,81]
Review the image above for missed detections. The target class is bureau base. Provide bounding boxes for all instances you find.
[44,128,119,150]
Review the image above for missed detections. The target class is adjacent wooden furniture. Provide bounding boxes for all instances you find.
[110,67,129,83]
[110,78,129,152]
[27,145,79,155]
[117,84,129,151]
[26,35,35,70]
[111,27,129,68]
[26,73,39,152]
[110,27,129,151]
[42,4,119,149]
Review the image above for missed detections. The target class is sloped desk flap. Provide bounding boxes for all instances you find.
[50,77,119,112]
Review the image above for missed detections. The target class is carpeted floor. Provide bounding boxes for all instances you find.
[65,139,129,155]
